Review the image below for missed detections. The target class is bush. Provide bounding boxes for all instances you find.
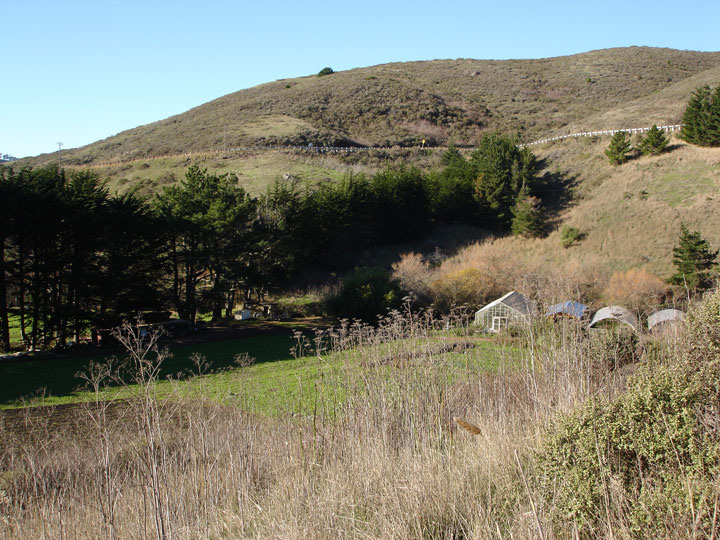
[317,67,334,77]
[560,225,582,248]
[602,267,668,310]
[325,267,406,322]
[537,289,720,537]
[429,268,497,312]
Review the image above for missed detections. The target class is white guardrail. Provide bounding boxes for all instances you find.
[85,124,685,167]
[520,124,683,147]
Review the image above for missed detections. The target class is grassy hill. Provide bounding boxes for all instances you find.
[19,46,720,169]
[417,135,720,305]
[10,46,720,284]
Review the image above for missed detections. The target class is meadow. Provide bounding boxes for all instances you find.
[2,292,718,539]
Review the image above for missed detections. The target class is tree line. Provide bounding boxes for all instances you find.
[0,133,542,351]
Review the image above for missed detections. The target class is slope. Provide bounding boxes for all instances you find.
[20,47,720,168]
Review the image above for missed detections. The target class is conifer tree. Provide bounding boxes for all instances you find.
[510,194,545,238]
[638,125,669,155]
[680,85,720,147]
[470,133,538,227]
[604,131,631,165]
[669,223,718,292]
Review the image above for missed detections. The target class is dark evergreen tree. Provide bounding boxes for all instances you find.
[680,85,720,147]
[440,144,464,166]
[369,166,430,243]
[510,194,545,238]
[638,125,669,156]
[669,223,718,292]
[155,166,255,322]
[470,133,538,227]
[605,131,631,165]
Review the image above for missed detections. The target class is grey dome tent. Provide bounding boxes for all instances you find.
[647,309,684,333]
[588,306,639,331]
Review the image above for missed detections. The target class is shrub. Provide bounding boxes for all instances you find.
[429,267,497,312]
[560,225,582,248]
[537,289,720,537]
[325,267,406,322]
[317,67,334,77]
[391,252,432,303]
[602,267,668,310]
[586,326,640,371]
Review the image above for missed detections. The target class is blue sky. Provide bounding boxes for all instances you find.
[2,0,719,158]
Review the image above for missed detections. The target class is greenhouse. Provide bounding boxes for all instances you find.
[474,291,536,332]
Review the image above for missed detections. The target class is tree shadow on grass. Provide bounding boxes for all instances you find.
[533,157,579,231]
[0,328,302,407]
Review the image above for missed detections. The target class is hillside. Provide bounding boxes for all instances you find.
[10,46,720,286]
[418,135,720,303]
[20,47,720,168]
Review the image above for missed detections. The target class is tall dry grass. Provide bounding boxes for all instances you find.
[0,304,695,539]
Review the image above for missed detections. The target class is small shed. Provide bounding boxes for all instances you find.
[545,301,589,320]
[474,291,536,332]
[588,306,639,331]
[233,309,254,321]
[647,309,684,334]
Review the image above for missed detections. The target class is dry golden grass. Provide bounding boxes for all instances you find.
[0,307,630,539]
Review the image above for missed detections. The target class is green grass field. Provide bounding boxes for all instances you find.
[0,332,296,408]
[0,330,518,416]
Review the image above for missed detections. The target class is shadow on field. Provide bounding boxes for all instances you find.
[0,324,313,407]
[535,158,579,230]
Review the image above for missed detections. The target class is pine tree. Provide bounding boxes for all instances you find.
[638,125,669,155]
[470,133,538,227]
[669,223,718,292]
[604,131,631,165]
[680,85,720,147]
[510,194,545,238]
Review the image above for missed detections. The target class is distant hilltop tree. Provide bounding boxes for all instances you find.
[680,84,720,147]
[317,67,334,77]
[0,153,17,162]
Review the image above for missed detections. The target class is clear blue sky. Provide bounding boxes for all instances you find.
[2,0,719,158]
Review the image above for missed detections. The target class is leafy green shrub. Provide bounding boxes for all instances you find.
[325,268,406,322]
[429,268,497,312]
[537,289,720,538]
[317,67,334,77]
[560,225,582,248]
